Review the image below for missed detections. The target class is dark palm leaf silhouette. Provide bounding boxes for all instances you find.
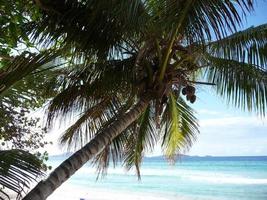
[0,150,43,200]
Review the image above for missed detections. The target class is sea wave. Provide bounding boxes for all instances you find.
[75,167,267,185]
[186,175,267,184]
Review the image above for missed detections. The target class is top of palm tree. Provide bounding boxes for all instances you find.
[22,0,265,175]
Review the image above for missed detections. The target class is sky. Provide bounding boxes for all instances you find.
[186,1,267,156]
[188,91,267,156]
[43,1,267,157]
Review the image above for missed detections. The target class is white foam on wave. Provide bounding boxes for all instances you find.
[186,175,267,184]
[78,166,204,177]
[76,166,267,185]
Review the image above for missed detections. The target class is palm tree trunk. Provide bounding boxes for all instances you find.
[23,96,150,200]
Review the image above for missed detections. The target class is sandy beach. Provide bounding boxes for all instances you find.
[46,184,189,200]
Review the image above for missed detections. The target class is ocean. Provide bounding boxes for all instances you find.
[47,155,267,200]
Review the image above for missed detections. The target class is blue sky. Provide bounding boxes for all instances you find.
[44,2,267,157]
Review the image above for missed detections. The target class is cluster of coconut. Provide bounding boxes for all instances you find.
[182,85,196,103]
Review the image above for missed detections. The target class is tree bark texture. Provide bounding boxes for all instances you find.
[23,96,150,200]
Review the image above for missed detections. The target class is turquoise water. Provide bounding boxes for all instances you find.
[48,156,267,200]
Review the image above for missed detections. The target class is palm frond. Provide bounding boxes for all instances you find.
[204,56,267,116]
[123,104,157,179]
[92,131,130,179]
[46,56,136,128]
[27,0,255,57]
[146,0,253,42]
[208,24,267,68]
[162,93,199,160]
[91,103,157,180]
[59,98,124,150]
[28,0,147,58]
[0,50,60,95]
[0,150,43,200]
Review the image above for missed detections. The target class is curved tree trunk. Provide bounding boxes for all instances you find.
[23,96,150,200]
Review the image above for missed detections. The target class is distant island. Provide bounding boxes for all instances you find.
[50,153,267,162]
[144,155,267,162]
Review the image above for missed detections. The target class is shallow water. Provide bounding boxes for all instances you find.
[48,156,267,200]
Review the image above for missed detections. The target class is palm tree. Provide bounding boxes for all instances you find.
[1,0,266,199]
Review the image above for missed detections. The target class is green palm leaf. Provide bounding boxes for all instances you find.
[0,150,43,200]
[90,103,158,179]
[28,0,147,58]
[46,56,136,126]
[59,98,124,149]
[208,24,267,68]
[146,0,253,41]
[92,132,129,179]
[0,50,60,95]
[123,104,157,178]
[162,93,199,159]
[204,56,267,115]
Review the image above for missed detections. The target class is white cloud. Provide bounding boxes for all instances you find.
[188,115,267,156]
[200,116,267,127]
[197,109,222,116]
